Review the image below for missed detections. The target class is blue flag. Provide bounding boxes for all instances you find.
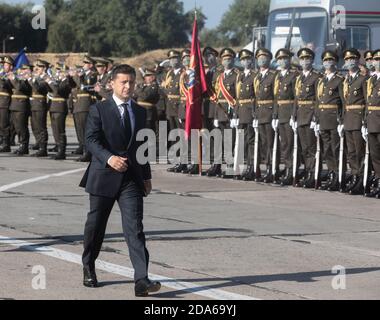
[13,48,29,70]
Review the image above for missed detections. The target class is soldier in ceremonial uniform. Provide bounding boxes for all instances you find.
[253,48,278,183]
[364,49,380,198]
[210,47,238,178]
[46,63,74,160]
[341,48,368,195]
[28,59,50,157]
[0,56,13,152]
[72,55,97,162]
[94,58,112,101]
[293,48,322,188]
[133,67,160,131]
[163,50,185,172]
[235,49,256,181]
[9,63,32,156]
[315,50,344,191]
[273,48,298,185]
[364,50,375,76]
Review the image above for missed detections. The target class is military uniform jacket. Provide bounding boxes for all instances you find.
[294,69,321,127]
[96,72,112,101]
[316,72,344,131]
[28,77,50,112]
[9,79,32,112]
[134,82,160,121]
[72,71,97,113]
[178,70,189,120]
[253,69,277,125]
[342,72,368,131]
[203,66,219,120]
[0,78,12,109]
[162,68,183,118]
[236,69,256,124]
[215,68,239,122]
[48,78,73,113]
[365,75,380,133]
[273,69,298,124]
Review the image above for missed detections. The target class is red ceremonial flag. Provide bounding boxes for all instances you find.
[185,13,208,139]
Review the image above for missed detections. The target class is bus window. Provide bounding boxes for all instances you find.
[337,26,370,51]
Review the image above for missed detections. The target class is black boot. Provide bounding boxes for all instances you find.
[345,175,359,194]
[206,164,221,177]
[280,168,293,186]
[262,166,273,183]
[320,171,333,190]
[13,144,29,156]
[349,176,364,195]
[31,143,39,151]
[52,145,66,160]
[0,138,11,153]
[32,144,48,157]
[83,267,98,288]
[365,178,380,198]
[188,164,199,175]
[72,146,84,155]
[167,164,180,172]
[303,171,315,189]
[175,164,187,173]
[327,171,340,191]
[243,166,255,181]
[76,151,92,162]
[48,145,58,152]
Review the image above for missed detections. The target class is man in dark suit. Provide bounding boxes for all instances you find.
[79,64,161,297]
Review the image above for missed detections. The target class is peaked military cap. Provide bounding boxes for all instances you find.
[343,48,361,60]
[373,49,380,60]
[297,48,315,59]
[220,48,235,59]
[181,49,191,60]
[255,48,273,60]
[238,49,254,60]
[322,50,339,62]
[275,48,292,59]
[364,50,373,61]
[203,46,218,57]
[3,55,14,65]
[167,50,180,59]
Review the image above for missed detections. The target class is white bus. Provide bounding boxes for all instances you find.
[262,0,380,66]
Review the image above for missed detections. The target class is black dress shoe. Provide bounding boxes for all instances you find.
[76,153,92,162]
[135,278,161,297]
[71,147,84,155]
[83,267,98,288]
[31,144,39,151]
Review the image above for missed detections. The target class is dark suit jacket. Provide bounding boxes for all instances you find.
[79,97,152,198]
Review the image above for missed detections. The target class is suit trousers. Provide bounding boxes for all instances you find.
[345,130,365,176]
[82,175,149,282]
[369,132,380,178]
[298,125,316,172]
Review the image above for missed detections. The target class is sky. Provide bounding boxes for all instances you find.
[2,0,234,29]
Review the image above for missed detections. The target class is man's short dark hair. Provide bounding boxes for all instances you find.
[111,64,136,80]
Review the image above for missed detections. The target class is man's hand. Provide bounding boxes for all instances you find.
[144,180,152,196]
[108,156,128,172]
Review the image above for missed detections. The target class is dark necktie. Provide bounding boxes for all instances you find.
[121,103,132,142]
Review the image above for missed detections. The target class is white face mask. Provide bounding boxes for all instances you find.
[170,58,180,68]
[257,56,270,68]
[222,58,234,70]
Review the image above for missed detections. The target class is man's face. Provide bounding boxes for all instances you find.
[144,75,155,85]
[111,73,136,100]
[3,62,12,73]
[96,65,106,74]
[83,62,92,71]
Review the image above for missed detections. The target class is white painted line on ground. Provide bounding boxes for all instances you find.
[0,168,86,192]
[0,235,258,300]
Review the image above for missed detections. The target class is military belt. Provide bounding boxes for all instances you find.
[297,100,314,106]
[31,94,45,99]
[238,99,254,104]
[167,94,180,100]
[77,93,91,98]
[180,97,187,102]
[345,105,364,111]
[217,99,229,103]
[257,100,274,106]
[0,92,10,97]
[367,106,380,111]
[319,104,338,109]
[277,100,294,105]
[50,97,65,102]
[138,101,155,107]
[12,94,29,99]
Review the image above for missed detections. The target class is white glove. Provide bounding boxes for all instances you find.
[252,119,258,128]
[213,119,219,128]
[292,121,298,132]
[271,119,279,131]
[236,118,240,128]
[337,124,344,138]
[229,119,235,128]
[178,118,183,124]
[361,126,368,142]
[310,121,316,130]
[290,117,295,128]
[314,124,320,137]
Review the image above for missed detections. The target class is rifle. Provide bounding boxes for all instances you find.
[253,122,260,180]
[338,134,345,191]
[315,132,321,189]
[272,126,279,178]
[292,127,298,186]
[363,140,370,194]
